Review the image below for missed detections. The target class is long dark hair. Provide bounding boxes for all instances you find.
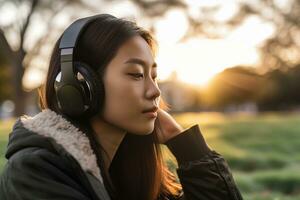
[39,14,182,200]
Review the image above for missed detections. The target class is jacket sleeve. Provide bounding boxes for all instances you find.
[165,124,243,200]
[0,148,92,200]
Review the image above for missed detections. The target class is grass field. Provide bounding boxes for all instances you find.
[1,112,300,199]
[0,118,14,171]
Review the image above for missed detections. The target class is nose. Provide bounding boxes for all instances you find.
[145,78,161,102]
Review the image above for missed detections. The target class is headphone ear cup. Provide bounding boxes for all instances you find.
[55,81,86,117]
[74,62,104,117]
[54,65,86,117]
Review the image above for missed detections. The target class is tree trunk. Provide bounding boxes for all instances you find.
[12,49,27,117]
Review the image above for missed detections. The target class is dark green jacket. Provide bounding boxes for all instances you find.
[0,109,243,200]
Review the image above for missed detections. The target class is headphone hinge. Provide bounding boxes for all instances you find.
[61,48,73,62]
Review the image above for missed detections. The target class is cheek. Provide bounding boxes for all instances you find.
[102,80,155,135]
[105,80,140,114]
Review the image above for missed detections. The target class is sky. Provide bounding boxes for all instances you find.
[0,0,276,89]
[108,0,275,87]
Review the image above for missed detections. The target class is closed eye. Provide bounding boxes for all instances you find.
[128,73,158,82]
[129,73,144,79]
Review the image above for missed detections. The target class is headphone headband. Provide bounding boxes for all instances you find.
[59,15,102,50]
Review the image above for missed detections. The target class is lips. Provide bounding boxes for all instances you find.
[142,106,158,113]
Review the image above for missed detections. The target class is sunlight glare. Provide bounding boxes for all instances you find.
[23,67,46,91]
[156,38,259,87]
[154,9,188,44]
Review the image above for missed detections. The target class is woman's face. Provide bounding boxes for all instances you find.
[101,35,161,135]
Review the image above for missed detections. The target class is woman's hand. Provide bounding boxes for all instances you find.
[154,108,184,144]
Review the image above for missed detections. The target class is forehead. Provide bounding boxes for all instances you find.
[116,35,154,62]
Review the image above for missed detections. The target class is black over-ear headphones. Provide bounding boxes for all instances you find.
[54,15,105,118]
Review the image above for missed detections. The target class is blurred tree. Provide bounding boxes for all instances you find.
[227,0,300,70]
[129,0,186,17]
[257,65,300,110]
[255,70,285,110]
[0,0,102,116]
[203,66,263,109]
[202,64,300,111]
[0,48,12,103]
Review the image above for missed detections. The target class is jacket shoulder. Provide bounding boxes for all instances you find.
[0,147,91,200]
[5,146,75,181]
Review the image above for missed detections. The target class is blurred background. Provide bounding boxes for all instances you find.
[1,0,300,199]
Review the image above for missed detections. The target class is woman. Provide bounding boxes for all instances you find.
[0,14,243,200]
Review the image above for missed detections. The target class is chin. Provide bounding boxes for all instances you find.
[129,125,154,135]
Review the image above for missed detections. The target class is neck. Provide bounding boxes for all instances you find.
[90,115,127,171]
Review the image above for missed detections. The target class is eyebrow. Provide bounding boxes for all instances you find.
[124,58,157,69]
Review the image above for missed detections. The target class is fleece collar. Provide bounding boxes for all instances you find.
[20,109,103,183]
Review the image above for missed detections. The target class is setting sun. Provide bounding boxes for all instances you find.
[156,38,259,87]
